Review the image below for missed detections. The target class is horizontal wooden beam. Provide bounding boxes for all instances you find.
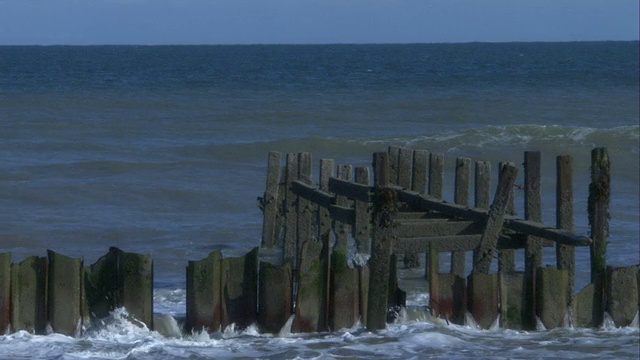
[328,177,372,202]
[395,220,482,238]
[329,205,354,225]
[395,235,482,253]
[291,180,335,209]
[502,218,592,247]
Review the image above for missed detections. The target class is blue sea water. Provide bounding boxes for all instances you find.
[0,42,638,359]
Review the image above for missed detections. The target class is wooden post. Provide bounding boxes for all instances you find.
[335,164,353,249]
[258,262,292,334]
[0,253,10,334]
[589,147,609,326]
[293,241,326,332]
[318,159,335,246]
[221,247,259,330]
[473,163,518,274]
[452,157,470,276]
[261,151,281,248]
[373,152,390,187]
[354,167,372,254]
[330,247,359,330]
[283,153,300,266]
[412,150,429,194]
[474,161,491,210]
[119,251,154,329]
[556,155,575,305]
[397,147,413,189]
[524,151,542,330]
[498,162,516,273]
[388,146,400,185]
[297,152,314,251]
[47,250,83,336]
[11,256,48,334]
[428,153,444,200]
[186,250,222,333]
[367,153,396,330]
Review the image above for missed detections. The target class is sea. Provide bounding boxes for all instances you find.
[0,42,638,359]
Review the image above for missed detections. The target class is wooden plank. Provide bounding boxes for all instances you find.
[396,234,483,253]
[556,155,575,304]
[523,150,542,330]
[452,157,471,276]
[328,177,371,202]
[258,262,292,334]
[47,250,83,336]
[428,153,444,200]
[221,248,259,330]
[397,147,413,189]
[283,153,300,266]
[293,241,327,332]
[0,253,10,334]
[291,181,334,208]
[473,163,519,274]
[186,250,222,333]
[354,167,372,253]
[11,256,47,334]
[329,205,355,225]
[261,151,281,248]
[589,147,610,326]
[119,251,154,329]
[395,220,482,238]
[412,150,429,194]
[474,161,491,210]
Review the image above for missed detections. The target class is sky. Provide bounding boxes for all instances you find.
[0,0,638,45]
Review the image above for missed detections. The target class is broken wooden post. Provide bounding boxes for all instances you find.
[186,250,222,333]
[536,265,568,329]
[258,262,292,333]
[261,151,281,248]
[412,149,429,194]
[523,151,543,330]
[221,247,258,330]
[84,248,119,321]
[47,250,83,336]
[366,187,398,330]
[0,253,10,334]
[330,247,359,330]
[452,157,471,276]
[606,265,638,327]
[429,242,466,325]
[556,155,575,305]
[473,163,518,274]
[11,256,47,334]
[499,272,526,329]
[354,167,372,254]
[283,152,300,266]
[467,272,499,329]
[589,147,609,326]
[119,251,153,329]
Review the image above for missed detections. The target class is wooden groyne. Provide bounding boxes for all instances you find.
[0,147,637,337]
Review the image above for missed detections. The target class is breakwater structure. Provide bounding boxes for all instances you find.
[0,147,638,337]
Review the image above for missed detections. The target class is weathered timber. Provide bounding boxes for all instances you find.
[474,163,518,274]
[354,167,372,253]
[474,161,491,210]
[0,253,10,334]
[589,148,610,327]
[328,177,372,203]
[258,262,292,333]
[524,151,542,330]
[468,273,499,329]
[186,250,222,332]
[429,243,466,325]
[606,265,638,327]
[284,153,300,266]
[373,152,390,187]
[11,256,47,334]
[47,250,83,336]
[388,146,400,185]
[556,155,575,305]
[412,150,429,193]
[498,162,516,273]
[297,152,315,250]
[499,272,526,329]
[221,247,258,330]
[119,251,153,329]
[359,265,369,327]
[572,282,596,328]
[452,157,471,276]
[536,266,568,329]
[335,164,353,249]
[367,186,397,330]
[386,253,406,322]
[291,180,335,209]
[397,147,413,189]
[329,205,354,225]
[84,248,119,320]
[319,159,335,331]
[293,241,327,332]
[261,151,282,248]
[318,159,335,245]
[395,219,482,238]
[396,234,482,254]
[330,247,359,330]
[428,153,444,200]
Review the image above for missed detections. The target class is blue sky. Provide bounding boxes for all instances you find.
[0,0,638,45]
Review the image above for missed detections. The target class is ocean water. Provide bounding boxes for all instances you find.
[0,42,638,359]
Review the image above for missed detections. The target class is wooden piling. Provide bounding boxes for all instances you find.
[293,241,326,332]
[556,155,575,305]
[536,266,568,329]
[47,250,83,336]
[452,157,470,276]
[335,164,353,249]
[318,159,335,246]
[84,247,119,321]
[605,265,638,327]
[468,272,499,329]
[373,152,390,187]
[589,148,609,327]
[0,253,10,334]
[11,256,48,334]
[330,247,359,330]
[283,152,300,266]
[297,152,314,251]
[397,147,413,189]
[388,146,400,185]
[221,247,258,330]
[412,150,429,194]
[428,153,444,200]
[499,272,526,329]
[523,151,542,330]
[261,151,282,248]
[498,162,516,273]
[354,167,371,254]
[258,262,292,333]
[474,161,491,210]
[186,250,222,332]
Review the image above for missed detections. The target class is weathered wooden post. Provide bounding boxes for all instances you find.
[330,247,359,330]
[412,150,429,194]
[335,164,353,249]
[283,153,300,266]
[11,256,47,334]
[221,247,258,330]
[451,157,470,276]
[397,147,413,189]
[556,155,575,305]
[293,241,326,332]
[186,250,222,332]
[258,262,292,333]
[0,253,10,334]
[424,152,444,277]
[589,147,609,326]
[523,151,542,330]
[474,161,491,210]
[498,162,516,273]
[119,251,153,329]
[367,151,396,330]
[354,167,372,254]
[47,250,83,336]
[261,151,282,248]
